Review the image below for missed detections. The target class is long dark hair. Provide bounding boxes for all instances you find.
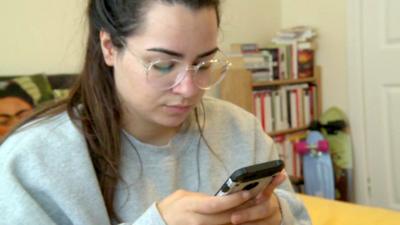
[4,0,221,221]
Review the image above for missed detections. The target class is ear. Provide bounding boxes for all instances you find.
[99,30,116,66]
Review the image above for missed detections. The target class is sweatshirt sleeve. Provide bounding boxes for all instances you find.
[0,122,112,225]
[125,203,166,225]
[275,189,312,225]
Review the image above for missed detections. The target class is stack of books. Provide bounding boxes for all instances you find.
[271,26,317,79]
[229,26,317,82]
[274,132,306,180]
[253,83,318,133]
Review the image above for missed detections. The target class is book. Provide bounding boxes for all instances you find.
[272,26,317,80]
[303,90,311,126]
[231,43,259,54]
[260,47,280,80]
[295,88,302,127]
[290,90,298,128]
[298,42,315,78]
[275,26,317,42]
[251,69,273,82]
[280,88,289,130]
[273,91,281,131]
[253,92,263,129]
[263,91,273,133]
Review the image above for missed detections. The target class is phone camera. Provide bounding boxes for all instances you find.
[243,182,259,191]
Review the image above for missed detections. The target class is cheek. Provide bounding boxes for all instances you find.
[0,126,8,136]
[113,60,161,109]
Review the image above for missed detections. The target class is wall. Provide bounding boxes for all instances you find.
[281,0,349,113]
[0,0,87,75]
[219,0,281,51]
[0,0,281,76]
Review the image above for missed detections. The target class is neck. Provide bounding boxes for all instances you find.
[122,115,182,147]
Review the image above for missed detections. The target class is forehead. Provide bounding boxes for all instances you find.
[126,3,219,56]
[0,97,32,114]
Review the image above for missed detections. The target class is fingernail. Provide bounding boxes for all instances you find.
[232,214,242,224]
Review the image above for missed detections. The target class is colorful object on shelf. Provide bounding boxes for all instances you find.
[295,130,335,199]
[319,107,354,201]
[295,139,329,155]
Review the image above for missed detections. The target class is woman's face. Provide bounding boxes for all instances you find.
[105,3,219,129]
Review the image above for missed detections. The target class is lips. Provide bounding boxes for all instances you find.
[164,104,192,114]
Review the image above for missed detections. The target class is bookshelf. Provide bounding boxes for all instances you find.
[221,29,319,192]
[219,64,322,137]
[219,63,322,191]
[219,67,254,114]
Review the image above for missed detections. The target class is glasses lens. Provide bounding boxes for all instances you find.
[193,59,230,89]
[146,54,231,90]
[147,59,184,89]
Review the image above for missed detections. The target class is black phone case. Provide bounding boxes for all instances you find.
[215,160,284,196]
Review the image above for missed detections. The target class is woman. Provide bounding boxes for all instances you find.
[0,0,311,224]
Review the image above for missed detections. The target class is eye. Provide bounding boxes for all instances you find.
[152,61,176,74]
[15,109,32,119]
[197,61,214,71]
[198,60,218,71]
[0,115,12,125]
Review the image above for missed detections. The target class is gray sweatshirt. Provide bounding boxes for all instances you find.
[0,96,310,225]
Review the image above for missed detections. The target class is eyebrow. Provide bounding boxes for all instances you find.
[146,47,219,59]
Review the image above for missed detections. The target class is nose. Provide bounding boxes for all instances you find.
[170,70,201,97]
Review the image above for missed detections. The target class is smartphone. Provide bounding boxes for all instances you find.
[215,160,284,197]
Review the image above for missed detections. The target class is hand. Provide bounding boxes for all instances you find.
[230,170,287,225]
[157,189,252,225]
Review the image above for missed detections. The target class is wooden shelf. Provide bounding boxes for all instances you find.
[253,77,317,88]
[267,126,309,137]
[219,68,254,114]
[220,62,322,135]
[219,51,322,195]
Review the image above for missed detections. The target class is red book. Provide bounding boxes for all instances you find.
[260,92,266,131]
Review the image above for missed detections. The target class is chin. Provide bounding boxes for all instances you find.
[157,114,190,128]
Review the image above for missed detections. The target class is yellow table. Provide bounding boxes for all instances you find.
[299,194,400,225]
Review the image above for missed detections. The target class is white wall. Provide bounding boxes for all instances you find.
[0,0,281,76]
[219,0,280,50]
[0,0,87,75]
[0,0,349,119]
[281,0,348,113]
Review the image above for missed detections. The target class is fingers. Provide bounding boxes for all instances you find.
[191,210,235,225]
[231,202,269,224]
[191,190,252,214]
[256,170,287,202]
[159,190,253,225]
[234,197,257,210]
[231,194,281,225]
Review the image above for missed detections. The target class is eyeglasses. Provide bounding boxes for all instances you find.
[122,45,232,90]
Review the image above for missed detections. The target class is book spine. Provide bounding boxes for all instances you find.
[264,91,273,133]
[253,92,263,129]
[290,90,298,128]
[292,41,298,79]
[303,90,311,126]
